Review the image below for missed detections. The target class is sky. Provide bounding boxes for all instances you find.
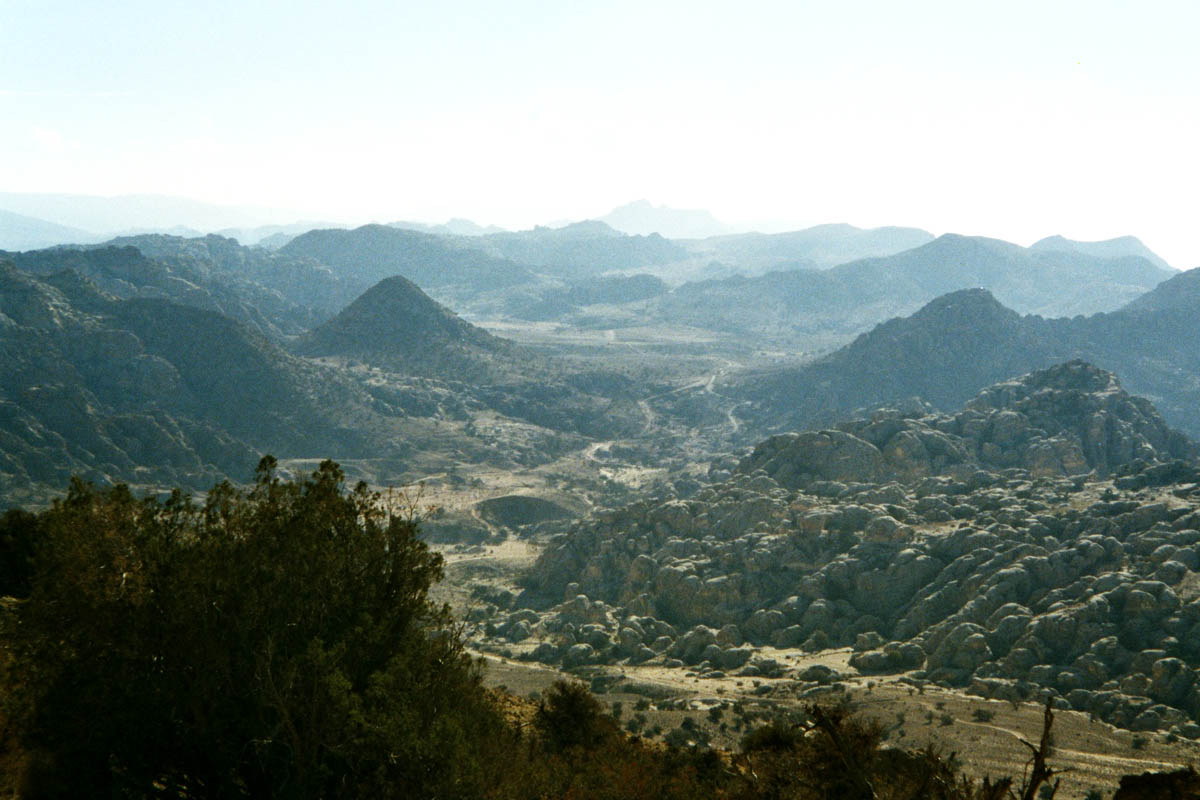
[2,0,1199,265]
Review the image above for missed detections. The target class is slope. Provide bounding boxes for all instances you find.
[658,233,1172,342]
[280,224,535,297]
[1030,234,1173,272]
[686,223,935,271]
[294,275,511,379]
[738,269,1200,438]
[0,262,411,504]
[0,209,100,251]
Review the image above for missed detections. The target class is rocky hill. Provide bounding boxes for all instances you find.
[655,234,1172,341]
[740,273,1200,439]
[0,262,421,505]
[741,361,1195,487]
[0,263,256,502]
[475,221,687,277]
[280,224,535,298]
[486,363,1200,738]
[294,275,511,378]
[685,223,935,272]
[9,239,339,338]
[1031,234,1173,272]
[0,208,100,251]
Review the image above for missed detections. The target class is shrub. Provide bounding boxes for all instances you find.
[3,459,504,799]
[534,680,618,752]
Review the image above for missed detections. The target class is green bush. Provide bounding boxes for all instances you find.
[3,458,505,799]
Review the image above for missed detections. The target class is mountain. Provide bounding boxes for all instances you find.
[0,263,255,502]
[0,192,289,236]
[739,269,1200,438]
[294,275,510,378]
[657,233,1173,341]
[474,221,688,277]
[8,238,337,338]
[513,362,1200,739]
[103,233,353,322]
[739,289,1079,431]
[1118,266,1200,315]
[0,209,101,251]
[390,218,507,236]
[743,360,1194,486]
[217,221,348,247]
[0,260,421,505]
[1031,234,1172,271]
[279,224,535,297]
[686,223,935,271]
[600,199,735,239]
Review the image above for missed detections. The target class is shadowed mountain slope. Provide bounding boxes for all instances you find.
[1031,234,1173,271]
[0,262,406,504]
[600,199,734,239]
[0,208,100,251]
[280,224,535,296]
[294,275,511,379]
[9,239,340,338]
[686,223,935,271]
[739,270,1200,438]
[474,221,687,277]
[658,233,1172,341]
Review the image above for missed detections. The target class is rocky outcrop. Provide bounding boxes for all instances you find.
[491,364,1200,735]
[740,362,1194,488]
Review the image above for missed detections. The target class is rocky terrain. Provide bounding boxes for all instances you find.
[737,273,1200,440]
[467,363,1200,740]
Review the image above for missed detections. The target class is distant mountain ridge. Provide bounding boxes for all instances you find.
[657,233,1173,341]
[739,267,1200,438]
[1031,234,1173,271]
[600,199,735,239]
[474,221,688,277]
[686,223,936,271]
[280,224,535,298]
[0,209,101,251]
[390,218,507,237]
[0,192,289,236]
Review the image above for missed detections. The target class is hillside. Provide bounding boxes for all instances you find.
[0,208,100,251]
[0,263,257,502]
[280,224,535,297]
[685,223,935,271]
[294,275,511,379]
[475,221,688,277]
[498,363,1200,741]
[1031,234,1173,271]
[0,262,432,504]
[738,289,1079,431]
[656,233,1172,342]
[600,199,734,239]
[105,233,351,325]
[8,242,330,339]
[737,271,1200,439]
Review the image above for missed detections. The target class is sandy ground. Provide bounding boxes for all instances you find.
[473,649,1200,799]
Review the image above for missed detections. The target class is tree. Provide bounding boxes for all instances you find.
[3,458,505,798]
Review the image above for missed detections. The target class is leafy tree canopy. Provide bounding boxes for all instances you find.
[3,457,504,799]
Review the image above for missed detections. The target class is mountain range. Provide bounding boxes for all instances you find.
[655,233,1174,342]
[2,213,1194,510]
[599,199,736,239]
[736,267,1200,439]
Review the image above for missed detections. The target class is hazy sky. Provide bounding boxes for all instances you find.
[3,1,1198,265]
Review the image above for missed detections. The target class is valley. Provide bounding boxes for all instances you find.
[4,215,1200,796]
